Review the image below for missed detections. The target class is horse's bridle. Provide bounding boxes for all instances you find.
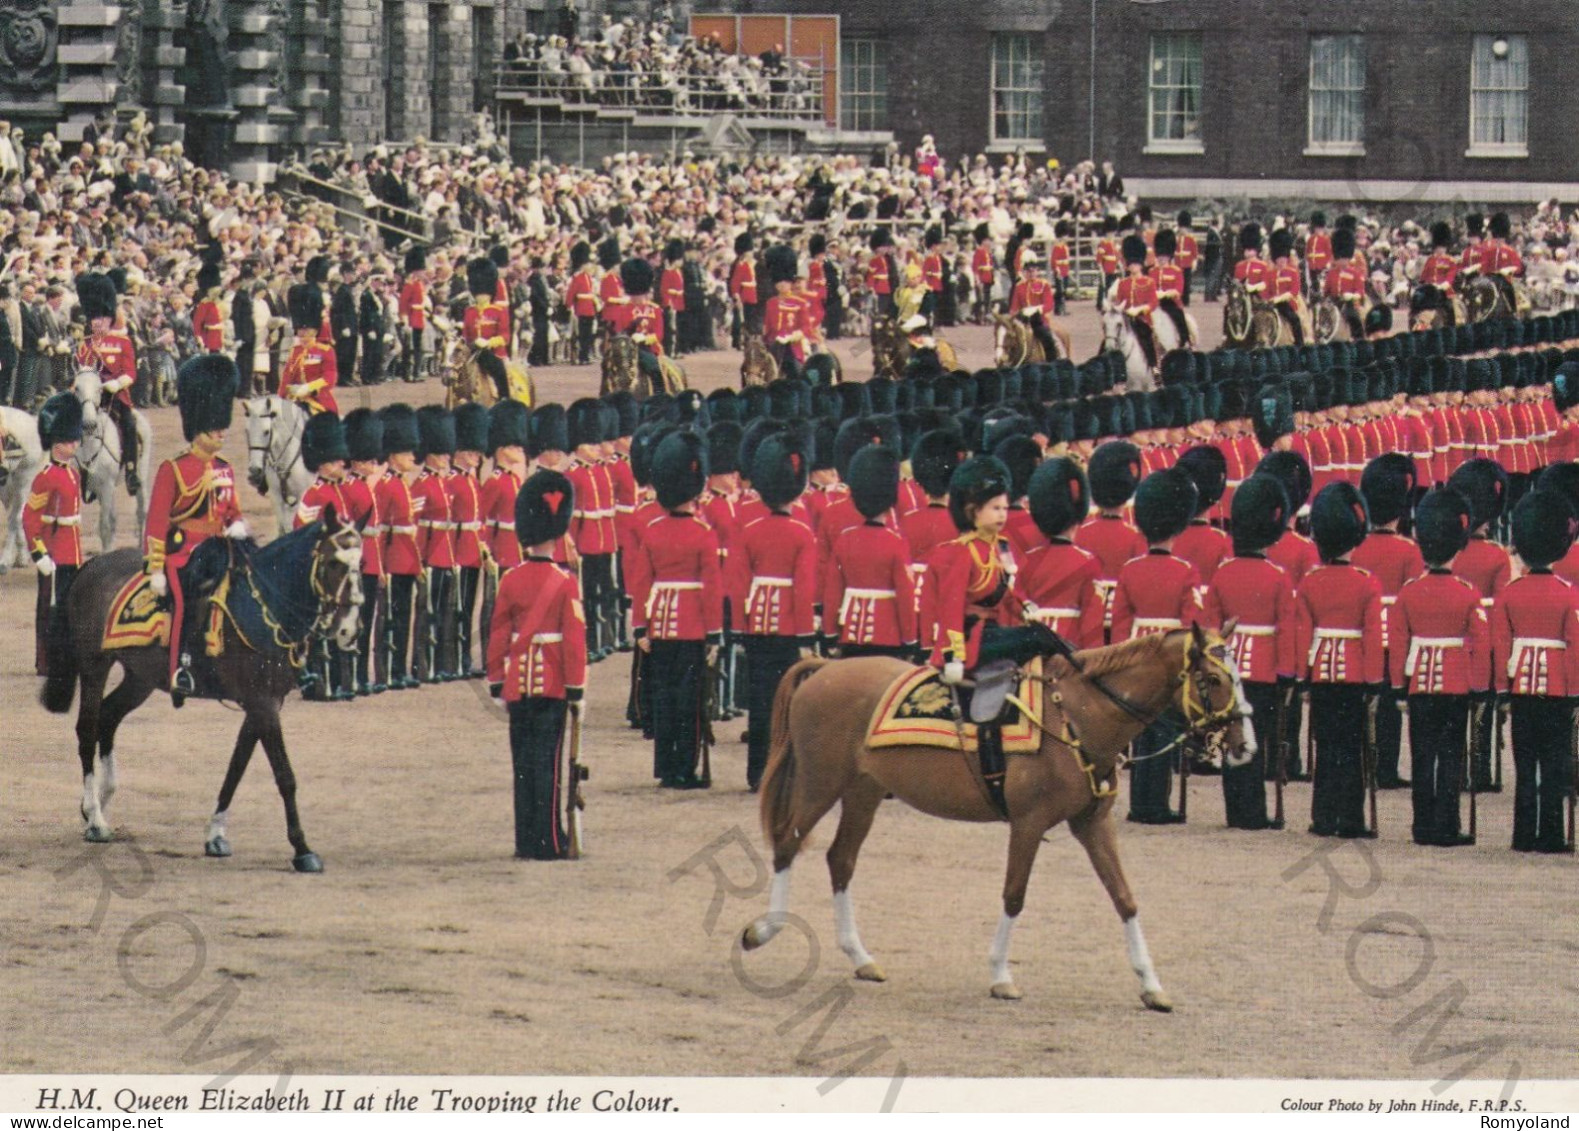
[247,399,305,474]
[307,527,363,643]
[1051,632,1246,741]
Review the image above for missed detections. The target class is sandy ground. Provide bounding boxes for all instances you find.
[1,302,1574,1084]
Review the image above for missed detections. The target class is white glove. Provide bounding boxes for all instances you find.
[225,519,250,540]
[941,660,965,686]
[35,554,55,577]
[148,570,168,597]
[287,382,311,398]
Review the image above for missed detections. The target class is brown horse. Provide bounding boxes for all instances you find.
[39,513,364,871]
[741,623,1253,1007]
[740,337,779,387]
[993,312,1070,366]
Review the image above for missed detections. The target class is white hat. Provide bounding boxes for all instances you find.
[901,314,927,332]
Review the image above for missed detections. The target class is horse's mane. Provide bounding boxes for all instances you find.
[1069,632,1169,678]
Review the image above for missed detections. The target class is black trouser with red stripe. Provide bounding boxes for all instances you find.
[650,639,707,786]
[508,697,569,859]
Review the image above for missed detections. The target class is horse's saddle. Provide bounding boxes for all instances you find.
[865,660,1042,756]
[104,573,171,651]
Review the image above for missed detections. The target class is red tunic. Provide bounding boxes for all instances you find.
[486,557,587,702]
[922,252,944,294]
[23,458,84,566]
[480,468,523,569]
[1112,275,1158,318]
[926,532,1025,668]
[1018,538,1106,651]
[1349,531,1426,652]
[628,512,724,642]
[447,468,484,568]
[192,300,226,352]
[279,338,339,416]
[399,278,426,329]
[727,512,818,641]
[411,468,455,569]
[972,245,995,287]
[566,271,600,319]
[659,266,686,312]
[343,474,382,577]
[608,298,665,354]
[823,521,917,649]
[1111,549,1204,643]
[1233,258,1274,294]
[1203,554,1297,683]
[377,470,422,577]
[1322,261,1367,301]
[293,475,352,530]
[1009,277,1055,317]
[1003,507,1047,562]
[144,451,243,675]
[1049,241,1071,279]
[1305,232,1333,273]
[729,258,758,306]
[763,293,816,362]
[1419,251,1458,291]
[1150,263,1186,303]
[567,457,617,556]
[76,332,138,408]
[1389,570,1491,695]
[866,253,891,296]
[1491,572,1579,695]
[1294,563,1385,684]
[1453,536,1513,610]
[598,271,628,326]
[1480,241,1524,278]
[1266,529,1320,589]
[462,301,511,360]
[1173,521,1232,588]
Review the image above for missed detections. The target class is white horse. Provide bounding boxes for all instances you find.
[1101,306,1157,393]
[71,368,153,555]
[244,395,311,537]
[1152,303,1200,354]
[0,406,47,570]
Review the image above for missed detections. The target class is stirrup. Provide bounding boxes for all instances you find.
[968,660,1018,724]
[173,654,198,696]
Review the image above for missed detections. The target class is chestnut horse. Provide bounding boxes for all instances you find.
[742,623,1253,1008]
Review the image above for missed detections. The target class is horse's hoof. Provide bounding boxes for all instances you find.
[292,852,324,874]
[1141,990,1174,1013]
[83,825,112,844]
[205,836,232,858]
[990,981,1022,1001]
[741,924,765,951]
[854,963,887,983]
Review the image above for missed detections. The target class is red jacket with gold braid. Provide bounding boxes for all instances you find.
[76,331,137,408]
[23,458,84,566]
[926,531,1025,669]
[1018,538,1106,651]
[1390,569,1491,696]
[480,468,524,569]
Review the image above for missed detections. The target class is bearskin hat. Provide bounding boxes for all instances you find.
[1430,221,1453,250]
[1311,482,1370,563]
[76,272,117,321]
[836,382,870,420]
[1177,445,1228,515]
[486,401,529,456]
[175,354,237,442]
[808,233,828,257]
[1153,227,1177,260]
[802,352,840,387]
[868,228,892,252]
[705,387,741,425]
[1134,469,1197,544]
[528,402,569,457]
[706,420,743,476]
[488,244,510,269]
[752,433,808,510]
[1465,212,1484,237]
[1414,487,1472,567]
[1331,226,1356,261]
[947,455,1013,534]
[453,402,490,455]
[379,403,419,457]
[1122,234,1148,266]
[1028,456,1088,541]
[37,392,84,448]
[651,429,707,510]
[809,417,838,472]
[1513,488,1576,570]
[910,429,965,500]
[1365,306,1392,337]
[740,418,789,481]
[515,469,574,548]
[301,411,350,473]
[1252,382,1295,451]
[604,391,639,438]
[567,398,604,450]
[629,422,672,487]
[467,257,499,298]
[304,256,330,287]
[866,375,898,415]
[1239,223,1263,253]
[1489,211,1512,240]
[618,256,653,297]
[1088,440,1144,509]
[1447,457,1509,530]
[570,241,592,270]
[1255,450,1312,513]
[992,434,1042,501]
[287,283,323,332]
[849,445,900,520]
[767,378,805,421]
[832,417,878,481]
[1553,362,1579,412]
[764,243,798,287]
[734,231,755,256]
[404,246,426,273]
[197,261,222,296]
[1269,227,1295,261]
[415,405,456,460]
[673,388,708,427]
[1538,461,1579,521]
[598,237,622,270]
[332,407,377,466]
[1359,453,1417,527]
[1231,474,1290,556]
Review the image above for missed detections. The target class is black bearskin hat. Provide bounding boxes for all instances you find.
[992,434,1042,501]
[605,390,640,437]
[454,401,490,454]
[528,402,570,457]
[1331,226,1356,261]
[1134,468,1197,544]
[570,241,592,270]
[764,244,798,287]
[735,231,755,256]
[664,238,685,263]
[1466,213,1484,237]
[651,429,707,510]
[37,392,84,447]
[1311,482,1369,563]
[488,400,529,456]
[1489,211,1512,240]
[1028,456,1088,541]
[598,236,622,270]
[76,272,117,321]
[1359,453,1417,527]
[1446,457,1509,530]
[404,245,426,273]
[344,407,384,463]
[1231,474,1290,556]
[809,233,828,257]
[947,455,1013,534]
[1256,450,1314,513]
[1087,440,1144,509]
[197,261,222,295]
[1252,382,1295,451]
[175,354,237,442]
[752,434,808,510]
[489,244,510,268]
[305,255,330,286]
[1513,488,1575,570]
[1239,223,1262,253]
[911,429,965,499]
[568,398,604,450]
[288,283,323,332]
[1430,221,1453,250]
[1177,445,1228,515]
[1269,227,1295,261]
[706,420,743,476]
[1414,487,1472,567]
[620,256,654,297]
[1121,234,1148,266]
[849,445,900,520]
[302,412,350,472]
[380,403,419,457]
[467,257,499,298]
[1154,227,1177,259]
[515,469,575,548]
[416,405,456,459]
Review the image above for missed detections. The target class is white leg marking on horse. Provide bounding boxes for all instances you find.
[1125,916,1171,1010]
[833,889,875,971]
[744,868,791,949]
[97,752,117,806]
[206,811,228,842]
[988,911,1020,997]
[81,770,109,840]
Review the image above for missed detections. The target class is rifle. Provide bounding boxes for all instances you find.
[1302,689,1313,782]
[1177,725,1190,824]
[1465,699,1479,843]
[413,569,433,681]
[1570,703,1577,851]
[478,555,499,667]
[1364,691,1380,837]
[1274,683,1290,828]
[1494,694,1506,791]
[565,702,587,860]
[699,644,719,787]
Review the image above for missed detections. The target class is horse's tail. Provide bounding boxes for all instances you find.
[39,595,79,714]
[759,657,829,848]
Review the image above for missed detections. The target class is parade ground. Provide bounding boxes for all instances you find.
[1,310,1573,1084]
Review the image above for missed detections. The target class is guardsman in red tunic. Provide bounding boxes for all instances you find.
[729,232,760,347]
[1232,223,1275,300]
[481,402,529,573]
[1391,489,1490,847]
[904,430,967,652]
[1493,489,1579,853]
[920,225,946,326]
[567,398,618,662]
[1112,234,1159,369]
[1174,446,1233,589]
[192,261,227,353]
[1094,217,1121,311]
[412,406,458,683]
[1173,212,1199,307]
[25,393,84,676]
[866,229,896,321]
[628,431,724,790]
[1458,213,1485,284]
[1480,211,1524,312]
[1075,441,1148,640]
[728,434,817,790]
[1296,483,1386,838]
[487,468,587,860]
[1304,211,1332,294]
[603,394,640,652]
[816,418,897,604]
[340,409,385,695]
[280,284,339,417]
[660,239,686,357]
[1009,251,1059,361]
[144,356,247,697]
[1549,363,1579,468]
[606,256,666,365]
[1050,219,1073,315]
[462,258,511,400]
[1414,221,1460,328]
[450,403,490,680]
[1018,457,1106,652]
[397,246,429,382]
[761,244,815,369]
[596,236,627,339]
[293,412,354,700]
[1448,458,1513,790]
[1113,469,1205,824]
[565,241,600,365]
[623,422,670,735]
[1205,475,1298,829]
[994,434,1046,565]
[1150,227,1190,345]
[807,234,833,339]
[74,272,142,495]
[823,446,917,659]
[376,405,422,689]
[1322,226,1368,340]
[1353,454,1426,789]
[971,223,996,324]
[1267,227,1306,346]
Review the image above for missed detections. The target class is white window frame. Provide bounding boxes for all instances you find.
[1305,34,1366,157]
[1145,32,1205,155]
[989,33,1045,148]
[1467,34,1529,158]
[839,38,889,133]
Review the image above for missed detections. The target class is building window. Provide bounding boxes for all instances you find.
[1307,34,1364,155]
[990,33,1044,145]
[1469,34,1528,157]
[840,38,888,132]
[1147,33,1203,153]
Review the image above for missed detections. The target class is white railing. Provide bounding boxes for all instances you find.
[495,61,828,122]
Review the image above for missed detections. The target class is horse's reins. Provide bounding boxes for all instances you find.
[233,531,360,668]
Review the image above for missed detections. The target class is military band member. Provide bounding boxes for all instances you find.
[377,404,422,690]
[1391,488,1488,848]
[823,445,916,660]
[1114,468,1204,825]
[24,392,84,676]
[566,241,600,365]
[280,284,339,416]
[487,468,587,860]
[1297,482,1385,839]
[1018,457,1106,652]
[398,246,428,382]
[145,356,247,700]
[413,405,459,683]
[74,272,141,495]
[729,232,759,347]
[728,434,818,790]
[629,430,723,790]
[341,408,385,695]
[192,262,227,353]
[1204,474,1296,829]
[1075,440,1148,641]
[464,257,511,401]
[481,401,530,573]
[451,402,490,679]
[1448,458,1513,790]
[1494,488,1579,853]
[567,398,618,661]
